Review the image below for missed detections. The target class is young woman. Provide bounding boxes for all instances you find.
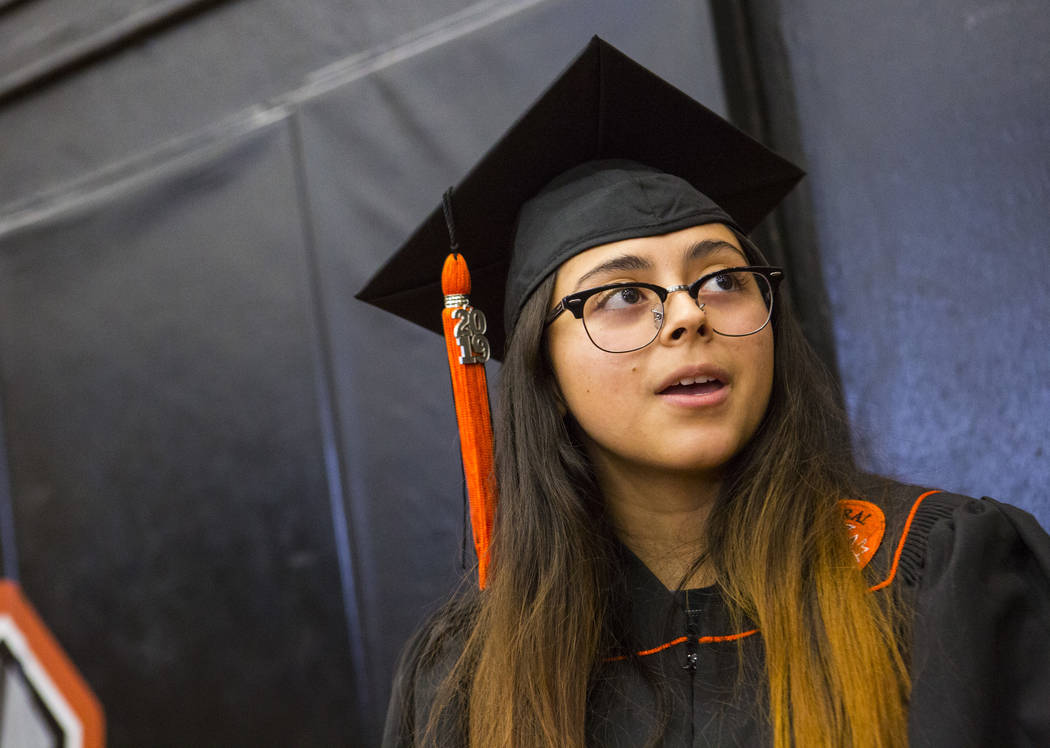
[365,39,1050,748]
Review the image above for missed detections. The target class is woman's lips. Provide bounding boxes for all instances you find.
[656,371,730,407]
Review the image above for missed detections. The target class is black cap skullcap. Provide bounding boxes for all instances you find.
[507,159,742,334]
[357,36,804,360]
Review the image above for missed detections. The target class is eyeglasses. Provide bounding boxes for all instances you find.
[545,266,784,353]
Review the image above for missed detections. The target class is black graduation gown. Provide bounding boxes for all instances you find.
[382,481,1050,746]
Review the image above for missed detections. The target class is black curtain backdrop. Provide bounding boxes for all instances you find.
[0,0,1046,745]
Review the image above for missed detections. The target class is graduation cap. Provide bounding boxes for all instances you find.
[356,35,804,361]
[356,36,804,589]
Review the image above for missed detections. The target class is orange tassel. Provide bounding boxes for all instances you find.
[441,253,497,589]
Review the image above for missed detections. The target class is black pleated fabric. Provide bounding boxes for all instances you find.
[907,493,1050,746]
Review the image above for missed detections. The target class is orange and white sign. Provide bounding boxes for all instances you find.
[0,580,104,748]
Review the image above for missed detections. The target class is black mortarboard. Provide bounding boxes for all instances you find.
[356,36,804,359]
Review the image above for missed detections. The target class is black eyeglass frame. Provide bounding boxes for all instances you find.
[544,265,785,352]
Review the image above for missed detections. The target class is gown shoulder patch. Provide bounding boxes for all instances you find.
[840,499,885,568]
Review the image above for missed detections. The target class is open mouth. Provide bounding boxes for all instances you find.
[659,376,725,396]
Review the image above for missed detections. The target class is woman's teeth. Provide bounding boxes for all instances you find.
[676,376,717,386]
[662,377,723,394]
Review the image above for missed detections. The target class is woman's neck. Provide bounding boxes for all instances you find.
[593,458,721,591]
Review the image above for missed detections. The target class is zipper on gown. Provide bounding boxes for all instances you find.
[683,589,701,745]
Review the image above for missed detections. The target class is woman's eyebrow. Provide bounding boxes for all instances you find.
[687,239,744,262]
[574,254,651,290]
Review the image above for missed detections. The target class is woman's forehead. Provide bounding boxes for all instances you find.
[553,223,746,293]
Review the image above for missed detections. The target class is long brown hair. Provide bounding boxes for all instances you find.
[417,261,910,747]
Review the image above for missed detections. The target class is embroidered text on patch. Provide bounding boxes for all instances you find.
[839,499,886,569]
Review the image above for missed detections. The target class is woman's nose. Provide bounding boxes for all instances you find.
[656,288,708,344]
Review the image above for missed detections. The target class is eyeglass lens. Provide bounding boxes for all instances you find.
[581,270,773,353]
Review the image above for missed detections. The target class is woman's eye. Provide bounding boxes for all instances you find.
[595,286,645,309]
[699,272,742,293]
